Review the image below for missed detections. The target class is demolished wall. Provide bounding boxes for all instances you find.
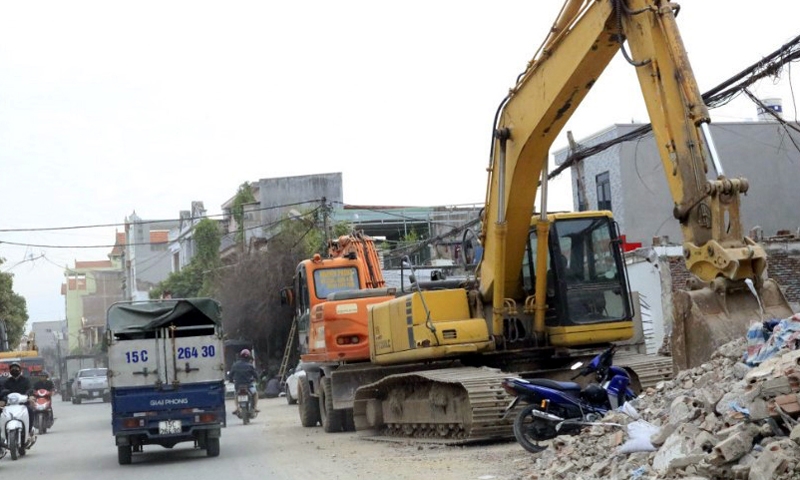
[519,327,800,480]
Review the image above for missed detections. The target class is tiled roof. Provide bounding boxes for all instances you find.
[150,230,169,244]
[75,260,113,269]
[110,232,126,257]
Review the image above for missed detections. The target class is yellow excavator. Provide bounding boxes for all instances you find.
[352,0,793,442]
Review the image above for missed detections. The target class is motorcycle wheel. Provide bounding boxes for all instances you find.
[513,404,558,454]
[36,415,47,435]
[242,406,250,425]
[9,430,19,460]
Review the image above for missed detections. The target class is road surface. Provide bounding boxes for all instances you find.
[1,394,532,479]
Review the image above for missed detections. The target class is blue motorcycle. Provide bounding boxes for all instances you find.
[501,345,636,453]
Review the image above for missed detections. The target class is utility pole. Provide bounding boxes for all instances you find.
[321,197,330,248]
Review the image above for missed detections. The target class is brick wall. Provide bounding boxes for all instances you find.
[667,256,691,293]
[666,244,800,304]
[764,246,800,304]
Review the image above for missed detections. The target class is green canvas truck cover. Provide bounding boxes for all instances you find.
[107,298,221,332]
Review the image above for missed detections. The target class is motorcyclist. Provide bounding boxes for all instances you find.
[32,371,55,391]
[31,371,55,424]
[3,362,35,436]
[228,349,259,414]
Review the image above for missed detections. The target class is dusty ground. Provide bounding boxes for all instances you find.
[258,396,537,480]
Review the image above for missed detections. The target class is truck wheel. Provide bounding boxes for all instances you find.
[319,377,344,433]
[206,437,220,457]
[343,409,356,432]
[103,393,111,403]
[298,377,320,427]
[75,396,82,405]
[118,445,132,465]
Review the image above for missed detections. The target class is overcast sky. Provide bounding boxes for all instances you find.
[2,1,799,327]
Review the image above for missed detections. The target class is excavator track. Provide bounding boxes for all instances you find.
[353,367,518,444]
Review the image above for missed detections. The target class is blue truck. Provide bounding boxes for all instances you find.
[106,298,226,464]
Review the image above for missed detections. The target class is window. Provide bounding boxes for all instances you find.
[596,172,612,211]
[313,267,359,299]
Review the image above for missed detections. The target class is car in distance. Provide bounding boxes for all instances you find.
[72,368,110,404]
[284,363,305,405]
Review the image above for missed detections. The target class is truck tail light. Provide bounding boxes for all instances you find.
[122,418,144,429]
[195,413,217,423]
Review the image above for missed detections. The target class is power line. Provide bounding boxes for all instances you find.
[0,199,323,233]
[0,205,325,250]
[552,34,800,180]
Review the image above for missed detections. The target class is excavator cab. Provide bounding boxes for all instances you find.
[523,213,634,347]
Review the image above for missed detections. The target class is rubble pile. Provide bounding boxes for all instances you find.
[523,334,800,480]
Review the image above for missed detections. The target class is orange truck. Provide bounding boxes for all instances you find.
[286,232,397,432]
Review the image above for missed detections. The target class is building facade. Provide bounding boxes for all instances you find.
[62,260,123,353]
[168,201,208,273]
[120,212,178,300]
[554,121,800,246]
[29,320,68,375]
[220,173,344,260]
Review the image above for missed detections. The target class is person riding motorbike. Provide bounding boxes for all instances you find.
[2,362,35,437]
[31,371,55,424]
[228,349,259,414]
[32,371,55,392]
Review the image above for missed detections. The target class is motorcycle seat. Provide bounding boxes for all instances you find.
[527,378,582,392]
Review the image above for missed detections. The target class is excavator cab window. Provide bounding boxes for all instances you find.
[312,267,360,300]
[548,217,631,326]
[295,265,311,327]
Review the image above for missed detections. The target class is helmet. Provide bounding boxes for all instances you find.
[9,361,21,369]
[41,371,50,378]
[581,384,608,405]
[240,349,251,359]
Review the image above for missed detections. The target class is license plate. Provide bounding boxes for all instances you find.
[237,395,249,402]
[158,420,182,434]
[91,391,99,397]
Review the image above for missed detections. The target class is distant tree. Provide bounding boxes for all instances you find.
[232,182,256,244]
[150,218,222,299]
[0,258,29,347]
[210,208,352,372]
[212,231,307,371]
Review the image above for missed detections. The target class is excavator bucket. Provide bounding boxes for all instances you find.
[672,279,792,371]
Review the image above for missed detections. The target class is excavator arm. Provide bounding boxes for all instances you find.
[480,0,790,367]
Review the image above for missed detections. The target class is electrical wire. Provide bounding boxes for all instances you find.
[554,34,800,180]
[0,199,322,233]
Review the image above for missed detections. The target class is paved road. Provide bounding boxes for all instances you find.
[1,394,530,479]
[2,396,275,478]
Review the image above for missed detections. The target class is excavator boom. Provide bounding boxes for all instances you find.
[352,0,792,443]
[482,0,790,367]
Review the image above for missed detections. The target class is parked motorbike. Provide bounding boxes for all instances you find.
[235,385,257,425]
[501,345,636,453]
[1,392,36,460]
[31,389,55,434]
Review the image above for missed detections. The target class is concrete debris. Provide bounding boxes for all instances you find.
[521,336,800,480]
